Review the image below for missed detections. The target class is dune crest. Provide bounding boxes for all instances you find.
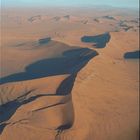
[0,37,98,139]
[0,7,139,140]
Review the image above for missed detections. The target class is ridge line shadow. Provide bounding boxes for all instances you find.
[0,47,98,134]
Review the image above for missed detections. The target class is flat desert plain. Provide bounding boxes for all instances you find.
[0,7,139,140]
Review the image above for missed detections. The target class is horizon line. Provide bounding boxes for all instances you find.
[1,4,139,10]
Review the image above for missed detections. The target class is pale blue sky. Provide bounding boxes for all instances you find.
[1,0,139,8]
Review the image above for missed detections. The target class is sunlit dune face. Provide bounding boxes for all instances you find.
[0,6,139,140]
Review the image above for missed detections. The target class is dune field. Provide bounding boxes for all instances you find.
[0,7,139,140]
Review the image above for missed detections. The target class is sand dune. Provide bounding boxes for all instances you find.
[0,7,139,140]
[28,15,42,23]
[81,32,111,48]
[102,15,117,20]
[124,50,140,59]
[0,75,75,140]
[0,37,98,139]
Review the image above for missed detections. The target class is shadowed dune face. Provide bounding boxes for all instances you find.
[0,8,139,140]
[0,43,98,135]
[28,15,42,23]
[38,37,51,45]
[0,48,98,84]
[119,21,134,31]
[81,33,111,48]
[124,50,140,59]
[102,16,116,20]
[63,15,70,19]
[0,93,50,130]
[0,75,74,133]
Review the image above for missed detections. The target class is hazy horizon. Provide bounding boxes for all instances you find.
[1,0,139,9]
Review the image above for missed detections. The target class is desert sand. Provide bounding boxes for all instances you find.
[0,7,139,140]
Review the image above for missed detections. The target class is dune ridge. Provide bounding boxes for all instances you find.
[0,7,139,140]
[0,39,98,140]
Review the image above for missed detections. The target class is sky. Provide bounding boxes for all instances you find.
[1,0,139,9]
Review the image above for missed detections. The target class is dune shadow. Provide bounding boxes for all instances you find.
[102,16,116,20]
[38,37,51,45]
[0,48,98,133]
[0,93,54,134]
[124,50,140,59]
[28,15,41,23]
[0,48,98,84]
[81,32,111,48]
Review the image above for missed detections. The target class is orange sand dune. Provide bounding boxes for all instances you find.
[0,7,139,140]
